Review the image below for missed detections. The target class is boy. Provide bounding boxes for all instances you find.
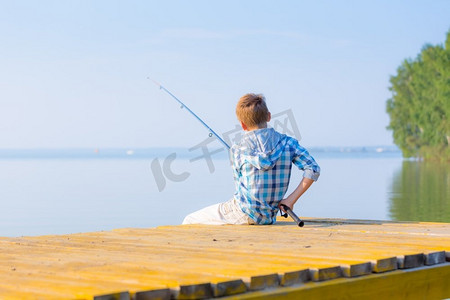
[182,93,320,225]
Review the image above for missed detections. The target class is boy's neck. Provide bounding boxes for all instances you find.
[245,124,267,131]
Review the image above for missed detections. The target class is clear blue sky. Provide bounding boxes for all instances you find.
[1,1,449,148]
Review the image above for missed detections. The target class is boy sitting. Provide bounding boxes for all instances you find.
[182,93,320,225]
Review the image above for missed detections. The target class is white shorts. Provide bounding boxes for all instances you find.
[182,198,251,225]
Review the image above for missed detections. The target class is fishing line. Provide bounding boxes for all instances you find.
[149,78,230,150]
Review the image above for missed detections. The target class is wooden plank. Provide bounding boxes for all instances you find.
[424,251,446,265]
[93,291,130,300]
[247,273,280,291]
[212,279,247,297]
[370,257,398,273]
[177,283,213,300]
[309,266,342,281]
[340,262,372,278]
[397,253,424,269]
[134,289,171,300]
[279,269,310,286]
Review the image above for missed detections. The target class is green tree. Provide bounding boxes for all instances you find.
[387,31,450,161]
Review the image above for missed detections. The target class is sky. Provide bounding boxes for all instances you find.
[1,1,449,149]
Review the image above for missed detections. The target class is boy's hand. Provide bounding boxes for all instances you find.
[279,197,295,213]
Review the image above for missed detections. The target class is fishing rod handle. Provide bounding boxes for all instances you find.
[280,204,305,227]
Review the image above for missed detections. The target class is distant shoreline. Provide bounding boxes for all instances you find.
[0,146,402,160]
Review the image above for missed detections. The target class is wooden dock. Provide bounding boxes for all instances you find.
[1,217,449,299]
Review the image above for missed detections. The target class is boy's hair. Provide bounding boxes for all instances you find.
[236,93,269,128]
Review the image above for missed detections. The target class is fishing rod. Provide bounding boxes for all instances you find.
[149,78,230,150]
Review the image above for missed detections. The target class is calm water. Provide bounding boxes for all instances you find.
[0,149,448,237]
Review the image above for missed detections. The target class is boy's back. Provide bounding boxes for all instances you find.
[230,127,320,224]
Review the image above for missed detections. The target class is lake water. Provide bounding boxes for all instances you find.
[1,148,448,237]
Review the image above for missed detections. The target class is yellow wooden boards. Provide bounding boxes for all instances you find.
[0,217,449,299]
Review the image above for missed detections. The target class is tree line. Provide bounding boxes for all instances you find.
[386,31,449,161]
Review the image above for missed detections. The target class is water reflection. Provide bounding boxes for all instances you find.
[389,160,450,222]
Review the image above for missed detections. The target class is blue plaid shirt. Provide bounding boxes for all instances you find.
[230,128,320,225]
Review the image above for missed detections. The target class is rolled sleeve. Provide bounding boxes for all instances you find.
[303,168,320,181]
[291,140,321,182]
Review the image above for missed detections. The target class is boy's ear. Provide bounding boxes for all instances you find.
[267,112,271,122]
[240,121,248,131]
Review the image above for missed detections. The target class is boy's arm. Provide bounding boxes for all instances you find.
[279,177,314,212]
[280,139,320,212]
